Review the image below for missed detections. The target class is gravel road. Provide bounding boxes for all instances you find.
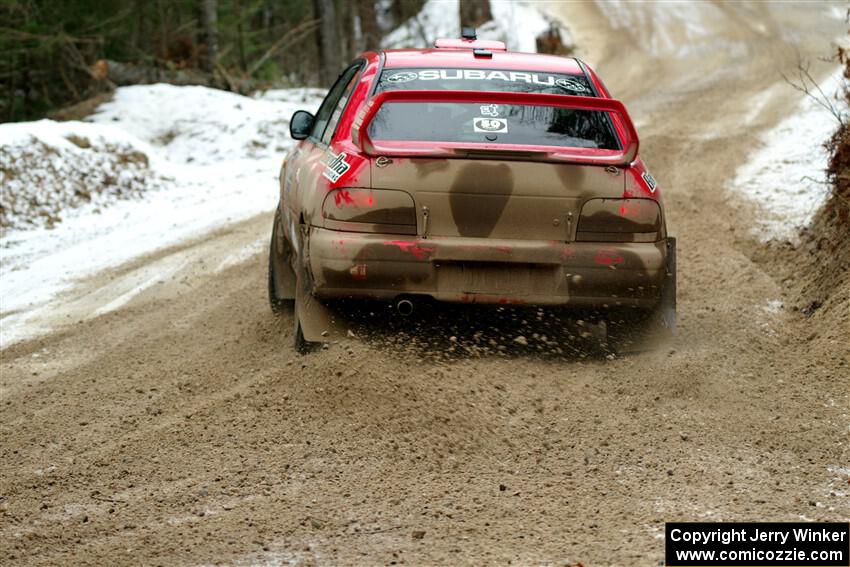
[1,2,848,566]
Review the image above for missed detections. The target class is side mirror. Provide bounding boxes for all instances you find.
[290,110,315,140]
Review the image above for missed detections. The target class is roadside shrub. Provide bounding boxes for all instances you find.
[824,38,850,228]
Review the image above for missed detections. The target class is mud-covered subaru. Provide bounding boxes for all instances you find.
[269,32,675,352]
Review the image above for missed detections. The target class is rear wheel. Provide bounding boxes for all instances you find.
[607,237,676,353]
[292,222,321,354]
[650,240,677,335]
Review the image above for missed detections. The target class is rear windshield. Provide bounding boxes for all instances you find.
[368,101,620,150]
[376,68,595,96]
[370,68,619,150]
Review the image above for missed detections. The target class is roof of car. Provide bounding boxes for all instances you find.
[382,48,585,75]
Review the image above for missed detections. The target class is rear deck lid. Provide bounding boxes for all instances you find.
[369,157,623,241]
[356,68,636,240]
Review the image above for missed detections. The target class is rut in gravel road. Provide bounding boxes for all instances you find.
[1,3,848,566]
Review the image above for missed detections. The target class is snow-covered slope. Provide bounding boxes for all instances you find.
[732,70,846,241]
[0,120,169,230]
[381,0,571,54]
[0,85,323,345]
[91,84,322,166]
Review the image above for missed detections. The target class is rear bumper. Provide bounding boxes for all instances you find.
[308,228,671,309]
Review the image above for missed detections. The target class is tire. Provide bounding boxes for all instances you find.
[292,222,321,355]
[642,236,677,337]
[293,268,321,354]
[268,210,295,314]
[657,236,677,333]
[607,237,676,353]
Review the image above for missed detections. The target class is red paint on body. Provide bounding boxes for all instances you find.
[457,293,525,305]
[383,240,436,260]
[334,190,356,206]
[456,244,512,254]
[594,249,625,265]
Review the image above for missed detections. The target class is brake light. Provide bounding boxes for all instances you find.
[576,198,662,243]
[322,188,417,235]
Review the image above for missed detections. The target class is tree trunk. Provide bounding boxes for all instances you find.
[200,0,218,73]
[156,0,168,59]
[237,19,247,72]
[536,24,572,56]
[338,0,354,64]
[459,0,492,30]
[314,0,342,85]
[390,0,426,27]
[131,0,145,54]
[356,0,380,52]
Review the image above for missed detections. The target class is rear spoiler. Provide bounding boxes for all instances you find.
[350,90,639,166]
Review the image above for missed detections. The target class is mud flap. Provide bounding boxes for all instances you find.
[660,237,677,332]
[270,211,296,301]
[293,227,350,345]
[606,237,676,354]
[294,280,348,343]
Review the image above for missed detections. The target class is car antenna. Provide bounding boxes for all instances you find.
[461,27,476,40]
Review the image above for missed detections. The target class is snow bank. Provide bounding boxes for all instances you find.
[732,70,845,241]
[1,84,324,345]
[90,84,324,166]
[381,0,571,54]
[0,85,326,232]
[0,121,169,229]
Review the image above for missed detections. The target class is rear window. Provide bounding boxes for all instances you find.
[370,68,619,150]
[376,68,595,96]
[368,102,620,150]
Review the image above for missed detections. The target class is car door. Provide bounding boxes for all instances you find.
[286,63,363,240]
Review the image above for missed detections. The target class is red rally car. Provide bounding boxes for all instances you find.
[269,31,676,352]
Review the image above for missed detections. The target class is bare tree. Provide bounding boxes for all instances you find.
[459,0,492,30]
[536,23,573,56]
[314,0,342,85]
[355,0,380,52]
[200,0,218,73]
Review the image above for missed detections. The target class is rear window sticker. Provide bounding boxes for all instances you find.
[400,69,573,86]
[473,117,508,133]
[480,104,500,117]
[385,71,418,83]
[323,152,352,183]
[556,77,590,93]
[642,170,657,193]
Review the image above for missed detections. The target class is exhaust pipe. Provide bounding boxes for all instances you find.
[395,298,414,316]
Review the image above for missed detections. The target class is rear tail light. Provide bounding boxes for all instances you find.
[576,198,661,242]
[322,188,417,235]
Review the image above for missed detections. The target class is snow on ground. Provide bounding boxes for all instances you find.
[732,69,845,241]
[381,0,571,54]
[91,85,322,166]
[0,84,324,346]
[0,120,169,229]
